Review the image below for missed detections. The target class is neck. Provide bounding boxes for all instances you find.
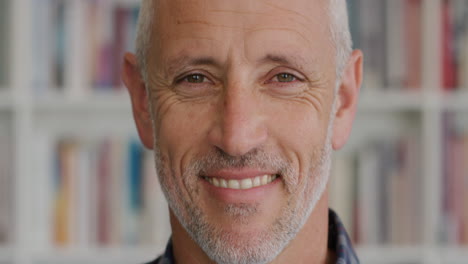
[170,189,331,264]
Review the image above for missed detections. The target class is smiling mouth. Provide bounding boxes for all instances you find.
[202,174,279,190]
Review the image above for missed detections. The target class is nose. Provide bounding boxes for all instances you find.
[207,82,268,157]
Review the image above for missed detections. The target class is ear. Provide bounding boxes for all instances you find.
[331,49,363,150]
[122,52,154,149]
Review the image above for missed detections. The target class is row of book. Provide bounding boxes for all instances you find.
[0,119,13,245]
[46,137,170,247]
[348,0,422,90]
[441,113,468,244]
[32,0,139,95]
[330,134,422,245]
[442,0,468,90]
[0,0,10,87]
[30,0,424,93]
[25,0,468,94]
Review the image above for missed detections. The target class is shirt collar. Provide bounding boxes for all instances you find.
[328,209,360,264]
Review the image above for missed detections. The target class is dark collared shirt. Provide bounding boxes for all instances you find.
[145,209,359,264]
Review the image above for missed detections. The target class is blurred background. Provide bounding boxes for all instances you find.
[0,0,467,263]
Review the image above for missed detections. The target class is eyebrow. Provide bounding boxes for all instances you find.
[165,53,312,76]
[258,54,309,70]
[166,55,223,76]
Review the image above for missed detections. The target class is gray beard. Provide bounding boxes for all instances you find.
[153,137,333,264]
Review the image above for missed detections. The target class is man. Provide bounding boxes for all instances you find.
[123,0,363,263]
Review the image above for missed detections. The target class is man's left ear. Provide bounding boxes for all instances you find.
[331,49,363,150]
[122,52,154,149]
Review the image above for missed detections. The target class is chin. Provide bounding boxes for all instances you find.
[198,228,288,264]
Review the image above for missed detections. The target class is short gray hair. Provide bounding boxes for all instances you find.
[135,0,155,85]
[135,0,352,85]
[328,0,353,80]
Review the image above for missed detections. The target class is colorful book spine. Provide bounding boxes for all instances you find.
[442,113,468,245]
[51,136,166,247]
[348,0,422,91]
[31,0,139,94]
[331,134,422,246]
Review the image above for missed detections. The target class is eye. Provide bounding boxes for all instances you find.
[173,72,218,98]
[183,73,207,83]
[273,73,297,83]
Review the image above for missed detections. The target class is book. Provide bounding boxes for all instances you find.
[441,113,468,245]
[31,0,139,95]
[355,0,387,90]
[50,136,168,248]
[403,0,422,89]
[0,119,12,244]
[0,0,10,87]
[348,0,422,91]
[442,0,457,91]
[330,134,422,245]
[442,0,468,90]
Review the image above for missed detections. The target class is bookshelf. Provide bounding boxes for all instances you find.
[1,0,468,263]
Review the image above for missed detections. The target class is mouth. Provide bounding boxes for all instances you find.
[202,174,279,190]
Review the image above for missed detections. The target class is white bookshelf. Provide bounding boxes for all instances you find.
[1,0,467,263]
[29,247,162,264]
[0,90,12,111]
[0,246,13,264]
[357,246,425,264]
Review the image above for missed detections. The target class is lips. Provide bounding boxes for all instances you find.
[202,174,278,190]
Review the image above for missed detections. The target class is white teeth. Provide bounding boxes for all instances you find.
[213,177,220,187]
[261,175,269,185]
[220,179,228,188]
[205,174,277,190]
[252,177,261,187]
[228,179,240,189]
[240,178,253,189]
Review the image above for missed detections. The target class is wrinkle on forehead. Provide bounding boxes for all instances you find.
[175,19,245,31]
[245,27,311,46]
[150,0,334,75]
[259,0,322,23]
[155,0,327,31]
[208,9,277,16]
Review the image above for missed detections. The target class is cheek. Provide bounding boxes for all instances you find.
[271,104,329,151]
[267,103,330,187]
[154,100,216,165]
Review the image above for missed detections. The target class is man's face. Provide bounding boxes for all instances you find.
[147,0,337,263]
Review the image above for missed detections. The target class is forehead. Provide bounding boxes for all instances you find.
[151,0,333,69]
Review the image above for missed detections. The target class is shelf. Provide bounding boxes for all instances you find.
[356,246,424,264]
[31,93,136,136]
[439,246,468,263]
[33,93,132,113]
[358,91,423,112]
[31,247,163,264]
[0,246,13,263]
[442,91,468,111]
[359,90,468,113]
[0,89,13,111]
[357,246,468,264]
[26,246,468,264]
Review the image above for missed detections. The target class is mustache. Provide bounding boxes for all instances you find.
[185,147,293,177]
